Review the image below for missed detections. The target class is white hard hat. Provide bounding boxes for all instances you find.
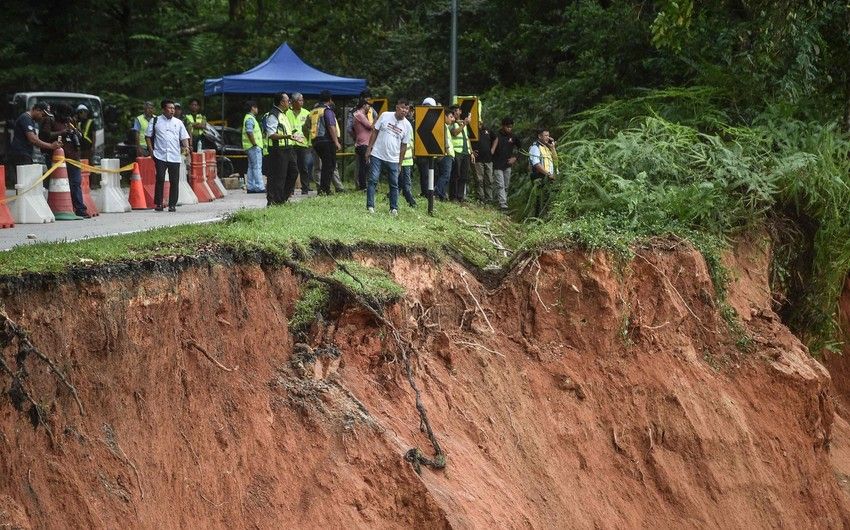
[421,97,437,106]
[76,104,89,112]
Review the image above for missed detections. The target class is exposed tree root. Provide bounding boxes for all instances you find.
[185,339,238,372]
[0,308,85,416]
[293,248,447,473]
[460,272,495,334]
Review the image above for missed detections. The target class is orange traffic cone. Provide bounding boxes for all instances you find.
[47,148,82,220]
[0,166,15,228]
[128,162,149,210]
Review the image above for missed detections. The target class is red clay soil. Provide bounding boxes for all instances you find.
[0,240,848,528]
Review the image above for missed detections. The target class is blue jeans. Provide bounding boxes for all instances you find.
[246,146,264,191]
[435,155,453,199]
[367,157,399,210]
[66,163,86,215]
[400,165,416,206]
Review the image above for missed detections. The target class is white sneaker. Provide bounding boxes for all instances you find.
[390,209,398,217]
[367,207,375,214]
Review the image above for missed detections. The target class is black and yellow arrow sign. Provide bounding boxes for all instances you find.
[455,96,480,142]
[369,98,388,116]
[414,106,445,157]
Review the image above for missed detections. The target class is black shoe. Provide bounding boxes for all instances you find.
[408,201,417,207]
[168,206,176,212]
[154,206,164,212]
[75,211,92,219]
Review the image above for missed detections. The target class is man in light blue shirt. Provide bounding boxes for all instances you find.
[146,99,191,212]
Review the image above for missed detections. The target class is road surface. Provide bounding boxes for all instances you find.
[0,189,313,251]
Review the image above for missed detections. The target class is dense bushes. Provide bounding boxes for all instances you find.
[521,87,850,352]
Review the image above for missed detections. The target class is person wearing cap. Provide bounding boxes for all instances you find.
[133,101,155,158]
[47,104,89,218]
[7,102,61,185]
[311,90,341,194]
[415,97,438,196]
[184,98,207,151]
[76,104,94,161]
[174,102,184,121]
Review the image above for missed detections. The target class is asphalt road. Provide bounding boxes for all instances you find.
[0,188,313,251]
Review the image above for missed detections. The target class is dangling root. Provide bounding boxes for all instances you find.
[289,247,447,472]
[0,308,85,417]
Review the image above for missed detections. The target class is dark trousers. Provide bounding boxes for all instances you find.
[313,141,337,194]
[66,163,87,214]
[267,147,298,205]
[415,156,432,196]
[154,157,180,207]
[293,147,310,192]
[449,153,471,201]
[355,145,369,190]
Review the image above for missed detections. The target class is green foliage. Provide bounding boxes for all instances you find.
[289,280,330,336]
[524,87,850,351]
[331,261,405,305]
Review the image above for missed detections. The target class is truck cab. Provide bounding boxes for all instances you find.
[2,92,105,165]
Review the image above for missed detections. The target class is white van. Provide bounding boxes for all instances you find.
[3,92,105,165]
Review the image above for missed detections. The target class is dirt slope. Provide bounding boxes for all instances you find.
[0,242,847,528]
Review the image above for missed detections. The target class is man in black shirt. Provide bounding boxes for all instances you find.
[472,123,494,203]
[7,102,61,185]
[491,117,520,211]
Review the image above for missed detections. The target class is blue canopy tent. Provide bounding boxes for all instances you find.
[204,42,366,97]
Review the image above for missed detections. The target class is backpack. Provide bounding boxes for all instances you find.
[306,106,328,142]
[259,111,272,139]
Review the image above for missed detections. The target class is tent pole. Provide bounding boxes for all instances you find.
[221,93,226,125]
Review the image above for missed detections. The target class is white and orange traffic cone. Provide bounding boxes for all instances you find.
[47,148,82,220]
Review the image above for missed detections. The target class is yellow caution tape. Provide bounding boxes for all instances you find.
[1,157,136,205]
[65,158,136,174]
[1,160,64,205]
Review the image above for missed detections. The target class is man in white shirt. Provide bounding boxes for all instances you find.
[365,99,413,215]
[146,99,190,211]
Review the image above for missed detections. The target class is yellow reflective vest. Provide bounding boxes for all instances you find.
[241,113,263,150]
[136,114,150,147]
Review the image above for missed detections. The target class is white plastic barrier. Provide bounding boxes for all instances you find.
[177,160,198,205]
[12,164,54,224]
[96,158,131,213]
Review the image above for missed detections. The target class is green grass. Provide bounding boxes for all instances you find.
[289,279,330,336]
[331,260,405,304]
[0,192,520,277]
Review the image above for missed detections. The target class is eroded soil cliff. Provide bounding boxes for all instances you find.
[0,240,847,528]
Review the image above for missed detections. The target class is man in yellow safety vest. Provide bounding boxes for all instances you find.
[133,101,155,159]
[184,98,207,151]
[76,104,94,161]
[528,128,558,216]
[241,100,265,194]
[448,104,475,202]
[285,92,312,194]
